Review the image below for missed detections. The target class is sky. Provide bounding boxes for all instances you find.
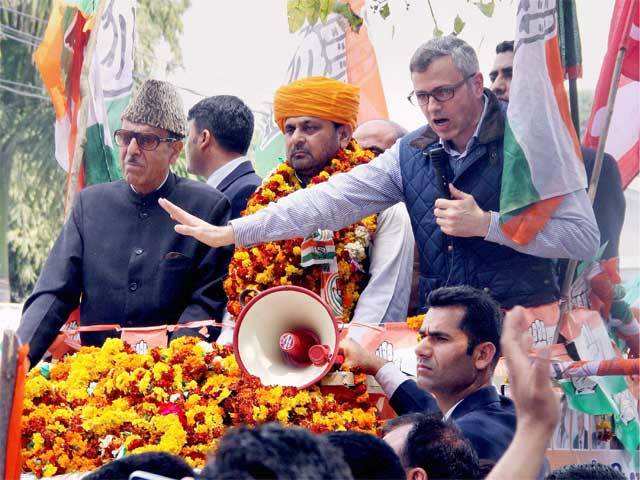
[165,0,615,131]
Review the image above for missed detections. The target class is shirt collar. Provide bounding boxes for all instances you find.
[443,399,465,421]
[207,156,249,189]
[129,171,170,194]
[440,93,489,158]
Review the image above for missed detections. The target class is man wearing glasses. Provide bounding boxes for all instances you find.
[161,36,599,313]
[18,80,233,364]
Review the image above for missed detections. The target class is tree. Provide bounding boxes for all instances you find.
[2,0,191,302]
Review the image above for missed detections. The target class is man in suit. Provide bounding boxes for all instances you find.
[18,80,233,364]
[490,40,625,261]
[342,285,515,462]
[186,95,261,219]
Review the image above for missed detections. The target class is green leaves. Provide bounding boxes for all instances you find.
[474,0,496,18]
[453,14,465,35]
[286,0,363,34]
[433,26,444,37]
[379,3,391,19]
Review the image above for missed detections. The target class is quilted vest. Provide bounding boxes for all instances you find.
[399,91,559,310]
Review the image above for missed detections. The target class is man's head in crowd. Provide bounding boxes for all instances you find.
[409,36,484,153]
[83,451,194,480]
[416,286,502,405]
[116,80,186,195]
[383,413,480,480]
[490,40,514,102]
[186,95,254,177]
[325,430,406,480]
[201,423,354,480]
[273,76,359,182]
[546,463,626,480]
[353,119,408,156]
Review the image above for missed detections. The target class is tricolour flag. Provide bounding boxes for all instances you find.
[34,0,134,197]
[253,0,388,176]
[583,0,639,189]
[33,0,93,174]
[558,309,639,465]
[500,0,587,244]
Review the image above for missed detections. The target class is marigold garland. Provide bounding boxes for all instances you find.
[407,314,425,332]
[224,140,377,322]
[21,337,379,477]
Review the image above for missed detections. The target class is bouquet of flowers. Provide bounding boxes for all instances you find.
[21,337,379,476]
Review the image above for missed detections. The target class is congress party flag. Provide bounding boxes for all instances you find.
[499,0,586,244]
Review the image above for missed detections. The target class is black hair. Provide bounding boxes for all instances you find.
[426,285,502,363]
[402,413,480,479]
[381,412,425,436]
[82,451,194,480]
[200,423,354,480]
[496,40,514,54]
[546,463,626,480]
[325,431,405,480]
[187,95,254,155]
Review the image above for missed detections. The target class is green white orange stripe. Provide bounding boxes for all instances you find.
[500,0,586,244]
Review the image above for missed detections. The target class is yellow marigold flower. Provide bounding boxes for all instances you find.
[153,362,170,381]
[277,409,290,423]
[31,432,44,452]
[252,405,269,422]
[285,264,302,276]
[406,314,424,331]
[262,188,276,201]
[42,464,58,477]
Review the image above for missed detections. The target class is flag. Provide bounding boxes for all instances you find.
[557,0,582,79]
[583,0,639,189]
[558,309,640,465]
[499,0,587,244]
[83,0,135,186]
[33,0,93,174]
[253,0,388,175]
[34,0,135,195]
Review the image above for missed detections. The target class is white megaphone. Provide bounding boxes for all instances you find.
[233,285,343,388]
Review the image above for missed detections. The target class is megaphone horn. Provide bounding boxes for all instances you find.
[233,286,341,388]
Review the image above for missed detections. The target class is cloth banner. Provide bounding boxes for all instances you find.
[253,0,388,176]
[500,0,586,244]
[583,0,639,189]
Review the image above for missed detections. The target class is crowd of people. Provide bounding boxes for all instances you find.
[15,32,629,479]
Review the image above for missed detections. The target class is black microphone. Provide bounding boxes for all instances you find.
[427,145,451,199]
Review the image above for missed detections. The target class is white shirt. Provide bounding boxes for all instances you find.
[207,156,251,189]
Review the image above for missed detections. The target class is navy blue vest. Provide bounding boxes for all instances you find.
[399,93,559,310]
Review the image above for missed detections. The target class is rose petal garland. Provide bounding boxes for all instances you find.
[21,337,379,476]
[224,140,378,321]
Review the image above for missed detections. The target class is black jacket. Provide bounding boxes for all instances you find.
[390,382,516,462]
[18,173,233,363]
[216,160,262,220]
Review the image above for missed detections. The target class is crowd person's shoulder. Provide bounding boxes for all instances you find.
[82,451,194,480]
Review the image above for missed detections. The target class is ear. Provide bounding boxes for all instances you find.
[407,467,428,480]
[471,72,484,97]
[168,140,183,165]
[200,128,213,150]
[472,341,497,371]
[337,124,353,149]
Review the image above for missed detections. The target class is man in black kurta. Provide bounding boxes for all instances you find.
[18,80,232,364]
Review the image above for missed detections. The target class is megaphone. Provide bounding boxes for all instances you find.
[233,285,342,388]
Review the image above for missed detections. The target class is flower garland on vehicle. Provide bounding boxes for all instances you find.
[223,139,377,322]
[21,337,378,477]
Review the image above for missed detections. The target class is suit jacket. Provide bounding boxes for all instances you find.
[18,173,233,363]
[390,381,516,462]
[216,160,262,220]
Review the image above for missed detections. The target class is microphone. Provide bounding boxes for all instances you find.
[427,145,451,199]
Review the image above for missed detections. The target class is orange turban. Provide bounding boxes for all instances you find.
[273,76,360,132]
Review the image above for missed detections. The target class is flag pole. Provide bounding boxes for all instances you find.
[552,45,628,344]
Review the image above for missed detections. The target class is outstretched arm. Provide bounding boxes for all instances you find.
[159,143,405,248]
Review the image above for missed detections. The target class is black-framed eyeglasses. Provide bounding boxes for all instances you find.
[407,73,476,106]
[114,129,182,151]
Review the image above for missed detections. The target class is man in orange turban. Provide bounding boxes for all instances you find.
[213,76,413,343]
